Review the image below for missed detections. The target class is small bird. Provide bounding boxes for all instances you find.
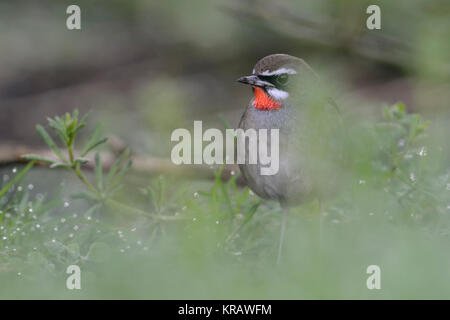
[237,54,340,263]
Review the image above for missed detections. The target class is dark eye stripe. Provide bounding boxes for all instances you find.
[258,75,277,83]
[258,74,291,89]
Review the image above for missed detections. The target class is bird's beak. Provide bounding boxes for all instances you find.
[237,75,274,88]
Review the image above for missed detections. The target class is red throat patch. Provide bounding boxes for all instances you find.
[252,87,281,110]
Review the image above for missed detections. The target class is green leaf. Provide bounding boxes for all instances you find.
[95,152,103,191]
[36,124,68,163]
[81,137,108,157]
[49,162,71,169]
[106,149,130,186]
[0,160,35,198]
[218,114,233,130]
[48,117,69,145]
[18,189,29,213]
[74,157,89,165]
[21,154,55,163]
[108,159,132,190]
[238,187,250,206]
[81,124,104,156]
[79,110,91,127]
[73,122,86,136]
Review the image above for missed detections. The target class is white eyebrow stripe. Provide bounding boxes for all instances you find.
[259,68,297,76]
[266,87,289,100]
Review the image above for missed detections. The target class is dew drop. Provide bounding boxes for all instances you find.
[418,147,427,157]
[12,168,17,173]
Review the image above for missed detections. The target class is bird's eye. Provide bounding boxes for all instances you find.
[277,74,289,86]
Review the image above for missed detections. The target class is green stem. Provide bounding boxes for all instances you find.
[73,163,99,196]
[68,143,75,163]
[67,144,182,222]
[104,198,185,221]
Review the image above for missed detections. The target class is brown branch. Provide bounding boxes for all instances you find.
[0,144,244,184]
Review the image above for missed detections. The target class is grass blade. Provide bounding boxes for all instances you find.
[0,161,35,198]
[95,152,103,191]
[106,149,130,186]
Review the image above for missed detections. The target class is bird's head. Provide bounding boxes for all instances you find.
[237,54,317,111]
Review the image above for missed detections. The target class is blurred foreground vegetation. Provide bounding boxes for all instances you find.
[1,102,449,299]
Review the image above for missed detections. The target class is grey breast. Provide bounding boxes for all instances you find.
[238,101,306,204]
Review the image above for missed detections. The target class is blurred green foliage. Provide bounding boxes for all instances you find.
[1,102,449,299]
